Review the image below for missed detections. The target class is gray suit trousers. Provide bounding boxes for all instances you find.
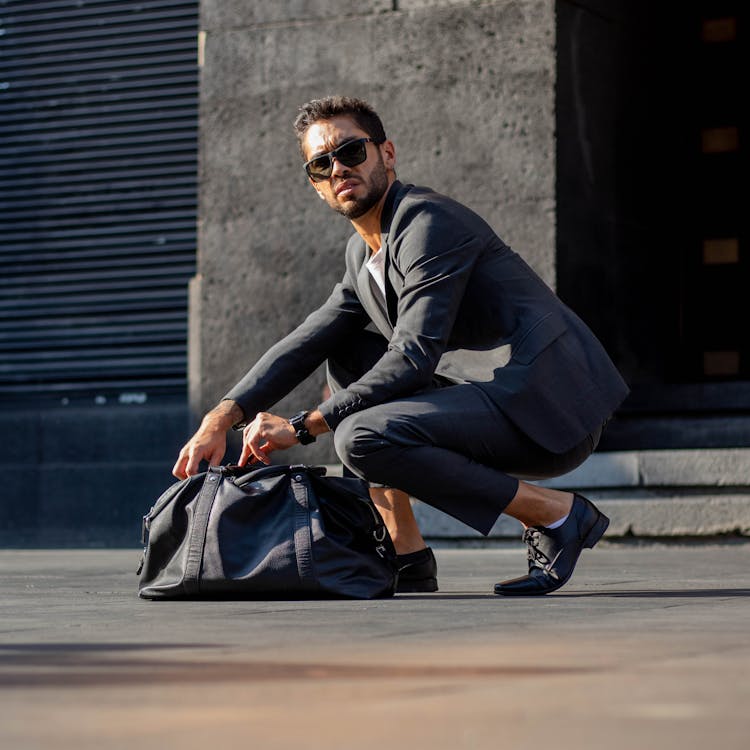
[327,331,602,535]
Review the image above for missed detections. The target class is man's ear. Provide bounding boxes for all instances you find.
[381,139,396,171]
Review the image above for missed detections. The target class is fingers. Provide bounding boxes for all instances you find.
[252,443,271,465]
[172,442,195,479]
[172,453,188,480]
[237,442,253,467]
[185,448,203,477]
[208,446,225,467]
[242,429,271,466]
[238,444,269,467]
[172,433,227,479]
[241,418,276,466]
[172,449,198,478]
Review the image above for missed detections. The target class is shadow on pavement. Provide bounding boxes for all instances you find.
[0,642,599,688]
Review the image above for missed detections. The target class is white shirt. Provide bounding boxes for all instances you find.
[365,248,387,299]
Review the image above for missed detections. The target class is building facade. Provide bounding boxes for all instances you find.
[2,0,747,544]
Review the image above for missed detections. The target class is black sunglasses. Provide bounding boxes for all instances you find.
[304,137,383,183]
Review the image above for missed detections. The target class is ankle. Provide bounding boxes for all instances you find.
[505,485,574,528]
[536,492,574,527]
[390,532,427,555]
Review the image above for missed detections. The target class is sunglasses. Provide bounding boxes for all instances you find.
[304,137,382,183]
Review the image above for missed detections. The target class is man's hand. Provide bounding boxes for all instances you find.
[172,400,244,479]
[238,410,330,466]
[238,412,298,466]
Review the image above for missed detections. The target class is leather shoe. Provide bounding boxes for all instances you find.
[396,547,438,592]
[494,494,609,596]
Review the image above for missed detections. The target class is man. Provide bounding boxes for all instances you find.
[173,95,629,596]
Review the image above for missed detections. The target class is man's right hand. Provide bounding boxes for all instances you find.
[172,400,244,479]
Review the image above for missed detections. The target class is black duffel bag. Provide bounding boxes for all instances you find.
[138,464,398,600]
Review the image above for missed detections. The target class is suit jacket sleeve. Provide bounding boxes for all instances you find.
[223,275,370,423]
[318,200,481,430]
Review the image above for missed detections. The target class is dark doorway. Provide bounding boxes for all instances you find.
[556,0,748,449]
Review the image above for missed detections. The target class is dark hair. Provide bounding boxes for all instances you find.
[293,96,387,155]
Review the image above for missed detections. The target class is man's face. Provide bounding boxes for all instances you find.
[302,116,395,220]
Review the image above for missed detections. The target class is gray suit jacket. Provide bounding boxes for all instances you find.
[225,181,629,453]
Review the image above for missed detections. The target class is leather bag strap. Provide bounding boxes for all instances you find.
[182,466,224,595]
[289,470,316,587]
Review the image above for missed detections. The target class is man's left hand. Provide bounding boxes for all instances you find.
[239,412,298,466]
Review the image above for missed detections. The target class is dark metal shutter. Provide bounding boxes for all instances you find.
[0,0,198,403]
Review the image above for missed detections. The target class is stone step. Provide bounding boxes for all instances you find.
[328,448,750,540]
[414,491,750,541]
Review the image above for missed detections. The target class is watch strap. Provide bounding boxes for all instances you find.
[289,411,316,445]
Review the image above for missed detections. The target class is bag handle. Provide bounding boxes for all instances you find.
[225,463,326,487]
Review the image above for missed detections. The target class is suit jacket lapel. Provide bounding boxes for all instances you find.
[382,238,400,326]
[379,181,404,326]
[356,252,393,337]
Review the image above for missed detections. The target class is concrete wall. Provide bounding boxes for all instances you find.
[0,403,189,547]
[193,0,556,462]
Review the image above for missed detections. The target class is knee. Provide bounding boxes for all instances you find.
[333,412,388,471]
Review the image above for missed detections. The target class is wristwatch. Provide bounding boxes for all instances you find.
[289,410,316,445]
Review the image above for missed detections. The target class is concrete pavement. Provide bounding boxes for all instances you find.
[1,542,749,750]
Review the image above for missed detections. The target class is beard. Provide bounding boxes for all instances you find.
[329,155,390,219]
